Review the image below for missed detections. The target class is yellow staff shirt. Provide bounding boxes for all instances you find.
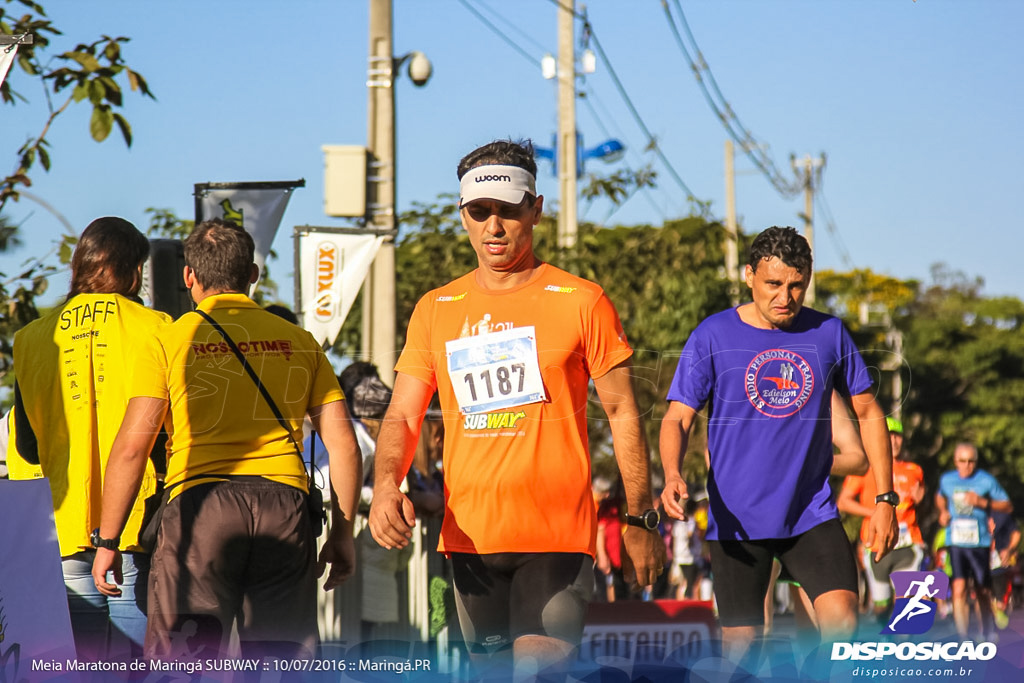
[12,294,170,556]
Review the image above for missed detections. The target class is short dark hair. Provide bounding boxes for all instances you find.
[748,226,812,274]
[457,139,538,180]
[68,216,150,298]
[183,219,255,293]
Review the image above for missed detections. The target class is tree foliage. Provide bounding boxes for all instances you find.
[816,263,1024,511]
[0,0,155,385]
[898,265,1024,503]
[1,0,155,213]
[572,216,732,483]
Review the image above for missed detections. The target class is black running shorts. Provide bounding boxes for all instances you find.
[709,518,858,627]
[450,552,594,654]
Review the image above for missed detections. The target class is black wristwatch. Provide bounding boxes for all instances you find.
[90,528,120,551]
[875,491,899,507]
[625,508,660,531]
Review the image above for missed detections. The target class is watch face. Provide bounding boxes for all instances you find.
[627,509,660,531]
[642,509,660,530]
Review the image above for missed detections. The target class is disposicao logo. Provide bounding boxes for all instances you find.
[831,568,996,663]
[883,570,948,635]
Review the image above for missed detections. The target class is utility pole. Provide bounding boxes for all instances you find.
[556,0,577,249]
[724,140,740,305]
[887,325,904,420]
[793,154,824,306]
[365,0,397,385]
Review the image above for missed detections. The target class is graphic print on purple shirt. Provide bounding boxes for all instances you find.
[745,348,815,417]
[667,307,872,541]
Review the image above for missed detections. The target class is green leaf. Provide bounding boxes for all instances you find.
[21,2,48,15]
[58,238,74,264]
[38,145,50,171]
[100,76,122,106]
[112,112,132,147]
[71,82,89,102]
[16,53,37,76]
[64,50,102,72]
[126,68,154,98]
[87,78,104,104]
[102,40,120,63]
[90,104,113,141]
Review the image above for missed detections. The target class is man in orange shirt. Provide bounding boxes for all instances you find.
[837,417,925,617]
[369,139,665,679]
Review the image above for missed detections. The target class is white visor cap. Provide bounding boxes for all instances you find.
[459,165,537,208]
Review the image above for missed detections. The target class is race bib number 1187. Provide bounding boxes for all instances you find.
[446,326,546,414]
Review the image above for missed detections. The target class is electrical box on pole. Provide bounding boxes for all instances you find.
[322,145,368,217]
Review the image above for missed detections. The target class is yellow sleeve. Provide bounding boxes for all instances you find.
[6,410,42,480]
[127,330,169,400]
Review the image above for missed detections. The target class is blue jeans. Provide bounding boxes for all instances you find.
[63,550,149,660]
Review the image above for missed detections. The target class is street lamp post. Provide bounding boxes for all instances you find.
[364,0,430,385]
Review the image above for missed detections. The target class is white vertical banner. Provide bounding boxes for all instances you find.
[299,230,384,346]
[0,479,78,671]
[0,44,18,87]
[194,180,304,279]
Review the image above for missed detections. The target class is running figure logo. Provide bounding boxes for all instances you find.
[882,570,948,635]
[765,363,798,390]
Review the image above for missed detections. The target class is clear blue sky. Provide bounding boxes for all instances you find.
[4,0,1022,308]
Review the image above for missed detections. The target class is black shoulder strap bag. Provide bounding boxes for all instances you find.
[195,309,327,538]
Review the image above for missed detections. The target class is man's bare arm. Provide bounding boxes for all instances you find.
[368,373,434,550]
[659,400,697,520]
[310,400,361,524]
[593,361,666,587]
[850,391,897,561]
[92,396,167,596]
[935,491,950,527]
[831,391,868,477]
[310,399,362,589]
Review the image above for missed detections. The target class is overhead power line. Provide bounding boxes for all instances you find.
[815,185,854,269]
[471,0,551,56]
[584,28,695,200]
[544,0,697,200]
[662,0,800,198]
[579,84,671,223]
[578,78,681,219]
[462,0,698,204]
[455,0,541,68]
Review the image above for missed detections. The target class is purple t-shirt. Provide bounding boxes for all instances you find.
[667,307,872,541]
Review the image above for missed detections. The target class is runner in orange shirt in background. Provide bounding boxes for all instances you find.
[837,417,926,619]
[369,139,665,679]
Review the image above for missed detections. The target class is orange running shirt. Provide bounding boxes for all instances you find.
[842,459,925,548]
[396,263,632,556]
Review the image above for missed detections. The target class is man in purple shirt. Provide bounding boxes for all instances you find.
[660,226,897,661]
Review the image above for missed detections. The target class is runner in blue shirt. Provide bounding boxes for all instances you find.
[935,442,1013,639]
[660,226,898,663]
